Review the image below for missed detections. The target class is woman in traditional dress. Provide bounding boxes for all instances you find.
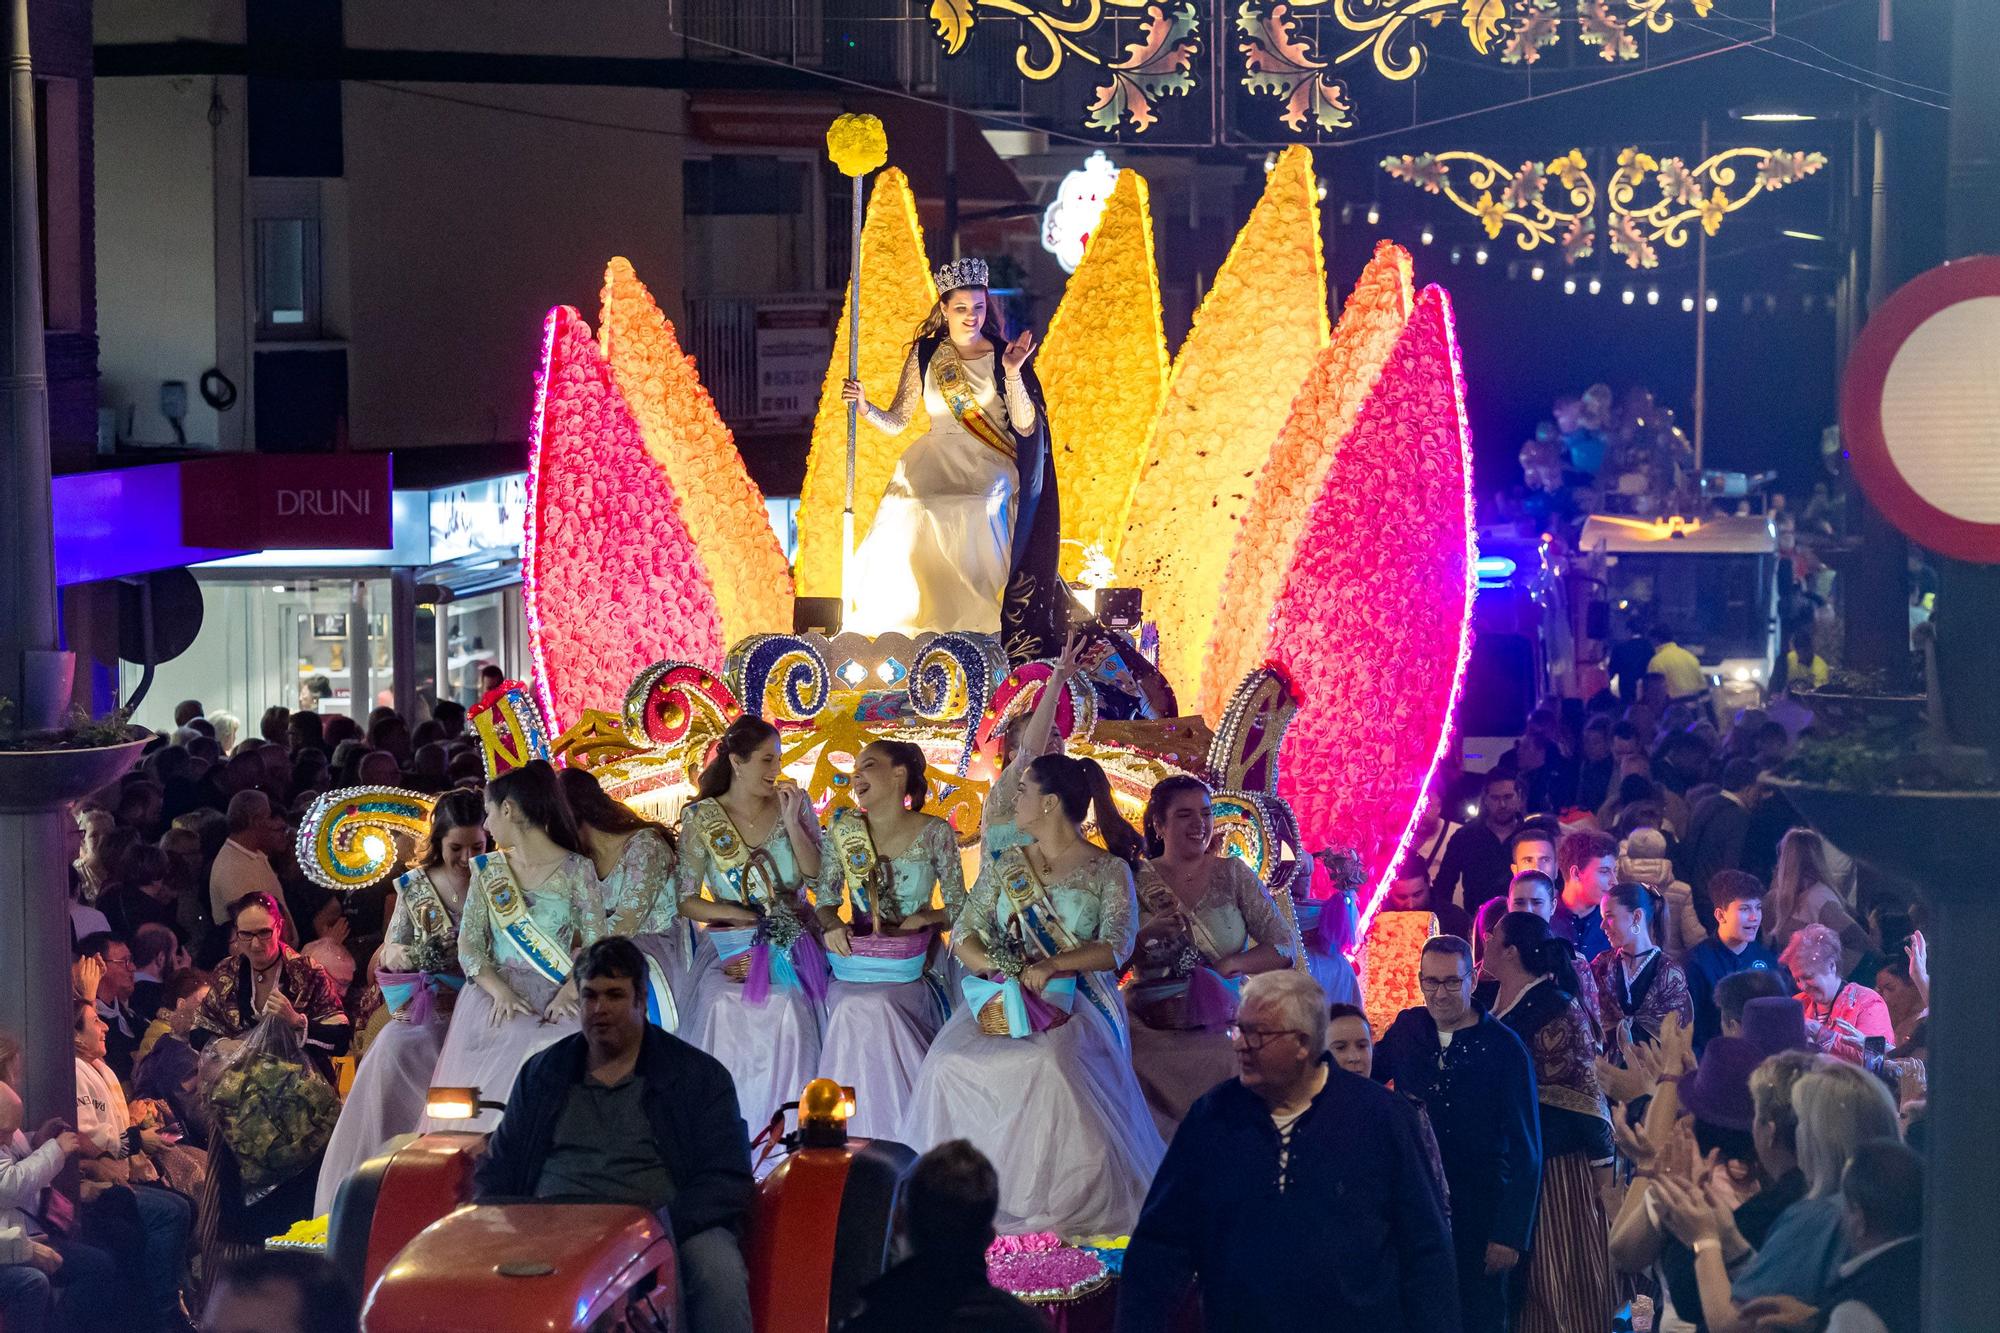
[900,753,1165,1236]
[1125,775,1292,1136]
[417,760,603,1133]
[1485,911,1617,1333]
[312,790,484,1215]
[560,766,697,1034]
[678,715,828,1138]
[840,257,1065,659]
[1591,881,1694,1052]
[812,740,964,1139]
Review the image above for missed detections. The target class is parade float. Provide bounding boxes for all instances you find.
[302,131,1477,975]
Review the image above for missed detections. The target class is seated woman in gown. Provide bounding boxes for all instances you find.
[840,256,1065,661]
[812,740,964,1140]
[417,760,604,1133]
[899,754,1165,1236]
[1126,776,1293,1137]
[560,766,699,1034]
[677,716,828,1140]
[315,789,486,1215]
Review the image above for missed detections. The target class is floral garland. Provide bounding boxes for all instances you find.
[598,258,794,645]
[1117,145,1331,704]
[795,168,939,599]
[1038,167,1170,581]
[1201,240,1414,723]
[1263,287,1475,942]
[986,1232,1112,1304]
[524,306,726,730]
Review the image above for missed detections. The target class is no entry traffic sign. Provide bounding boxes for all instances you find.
[1841,254,2000,564]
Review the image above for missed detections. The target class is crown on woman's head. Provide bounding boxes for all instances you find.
[934,257,990,295]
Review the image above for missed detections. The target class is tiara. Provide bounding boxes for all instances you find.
[934,257,990,295]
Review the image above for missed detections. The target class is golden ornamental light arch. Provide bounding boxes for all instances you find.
[1381,143,1828,269]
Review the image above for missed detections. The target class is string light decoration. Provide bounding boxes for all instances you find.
[1263,286,1477,944]
[1201,240,1414,724]
[795,168,939,599]
[1116,144,1331,702]
[523,306,727,731]
[1039,168,1171,580]
[1383,144,1826,269]
[598,258,795,644]
[926,0,1202,133]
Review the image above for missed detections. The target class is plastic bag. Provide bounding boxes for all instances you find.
[203,1013,341,1205]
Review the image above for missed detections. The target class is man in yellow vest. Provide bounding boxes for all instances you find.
[1647,625,1708,704]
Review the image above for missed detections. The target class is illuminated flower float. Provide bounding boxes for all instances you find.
[302,143,1475,968]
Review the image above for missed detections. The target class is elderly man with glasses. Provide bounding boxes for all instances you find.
[1374,936,1542,1333]
[1116,971,1458,1332]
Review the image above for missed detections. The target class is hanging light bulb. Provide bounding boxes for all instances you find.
[1365,202,1381,225]
[1420,225,1435,245]
[1706,293,1719,312]
[1588,276,1603,296]
[1681,295,1695,312]
[1263,152,1278,175]
[1564,277,1578,295]
[1621,288,1636,305]
[1474,246,1490,265]
[1530,264,1545,282]
[1646,287,1660,305]
[1450,246,1463,265]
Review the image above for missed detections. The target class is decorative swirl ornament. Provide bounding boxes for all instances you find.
[297,787,437,893]
[469,681,552,781]
[1206,668,1297,797]
[622,659,741,761]
[1381,149,1597,260]
[910,632,1009,773]
[727,634,833,729]
[551,709,643,773]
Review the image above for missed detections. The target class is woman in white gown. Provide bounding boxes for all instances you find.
[560,766,700,1034]
[416,760,603,1133]
[678,716,828,1143]
[899,753,1165,1236]
[314,790,486,1214]
[841,257,1065,658]
[812,740,964,1139]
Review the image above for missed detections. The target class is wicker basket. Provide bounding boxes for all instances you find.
[722,953,753,983]
[977,990,1069,1036]
[848,929,929,961]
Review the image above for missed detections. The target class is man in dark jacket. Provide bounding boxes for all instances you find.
[838,1140,1041,1332]
[1677,759,1765,920]
[1118,971,1459,1333]
[1374,937,1541,1333]
[475,937,754,1333]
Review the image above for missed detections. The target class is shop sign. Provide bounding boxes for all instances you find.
[182,454,394,550]
[755,305,835,420]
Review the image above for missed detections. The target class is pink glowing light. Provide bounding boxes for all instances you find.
[523,305,727,731]
[1261,285,1477,956]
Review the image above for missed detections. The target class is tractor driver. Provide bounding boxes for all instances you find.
[475,936,755,1333]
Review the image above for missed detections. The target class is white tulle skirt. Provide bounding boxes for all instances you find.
[898,986,1165,1236]
[1127,1018,1240,1141]
[847,430,1017,637]
[313,1007,448,1216]
[817,977,946,1143]
[415,967,576,1135]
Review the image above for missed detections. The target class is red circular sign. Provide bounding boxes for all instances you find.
[1841,254,2000,563]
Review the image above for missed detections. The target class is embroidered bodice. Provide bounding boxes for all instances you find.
[676,798,809,906]
[958,845,1138,966]
[456,851,604,979]
[860,345,1036,438]
[813,811,967,921]
[599,827,680,936]
[1130,855,1288,980]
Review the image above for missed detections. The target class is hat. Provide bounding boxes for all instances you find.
[1740,996,1811,1058]
[1678,1036,1761,1132]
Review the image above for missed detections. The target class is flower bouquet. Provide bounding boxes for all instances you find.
[377,934,463,1025]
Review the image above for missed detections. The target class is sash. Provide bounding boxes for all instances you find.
[961,974,1076,1038]
[471,852,574,988]
[601,842,682,1032]
[933,343,1018,464]
[1135,861,1231,964]
[377,970,465,1025]
[828,808,894,927]
[994,850,1123,1043]
[683,800,782,908]
[710,926,803,991]
[830,950,928,985]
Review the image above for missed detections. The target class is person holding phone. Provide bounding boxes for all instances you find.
[1780,925,1894,1066]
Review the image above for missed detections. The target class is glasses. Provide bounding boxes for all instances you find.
[1418,975,1467,993]
[1227,1025,1305,1052]
[105,955,134,970]
[235,928,276,943]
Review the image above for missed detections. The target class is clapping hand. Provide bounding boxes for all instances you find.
[72,954,103,1002]
[1905,930,1929,1007]
[1001,329,1036,375]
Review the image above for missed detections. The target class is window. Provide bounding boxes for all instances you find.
[252,181,324,340]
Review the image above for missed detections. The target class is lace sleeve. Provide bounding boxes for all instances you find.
[568,857,607,952]
[810,840,846,912]
[623,831,681,934]
[985,764,1024,838]
[1226,858,1291,952]
[929,817,968,918]
[378,886,417,971]
[861,349,922,434]
[457,866,495,979]
[1002,370,1037,435]
[955,856,1003,946]
[677,806,710,902]
[1097,858,1139,961]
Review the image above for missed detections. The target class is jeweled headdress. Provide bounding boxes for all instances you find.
[934,257,990,295]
